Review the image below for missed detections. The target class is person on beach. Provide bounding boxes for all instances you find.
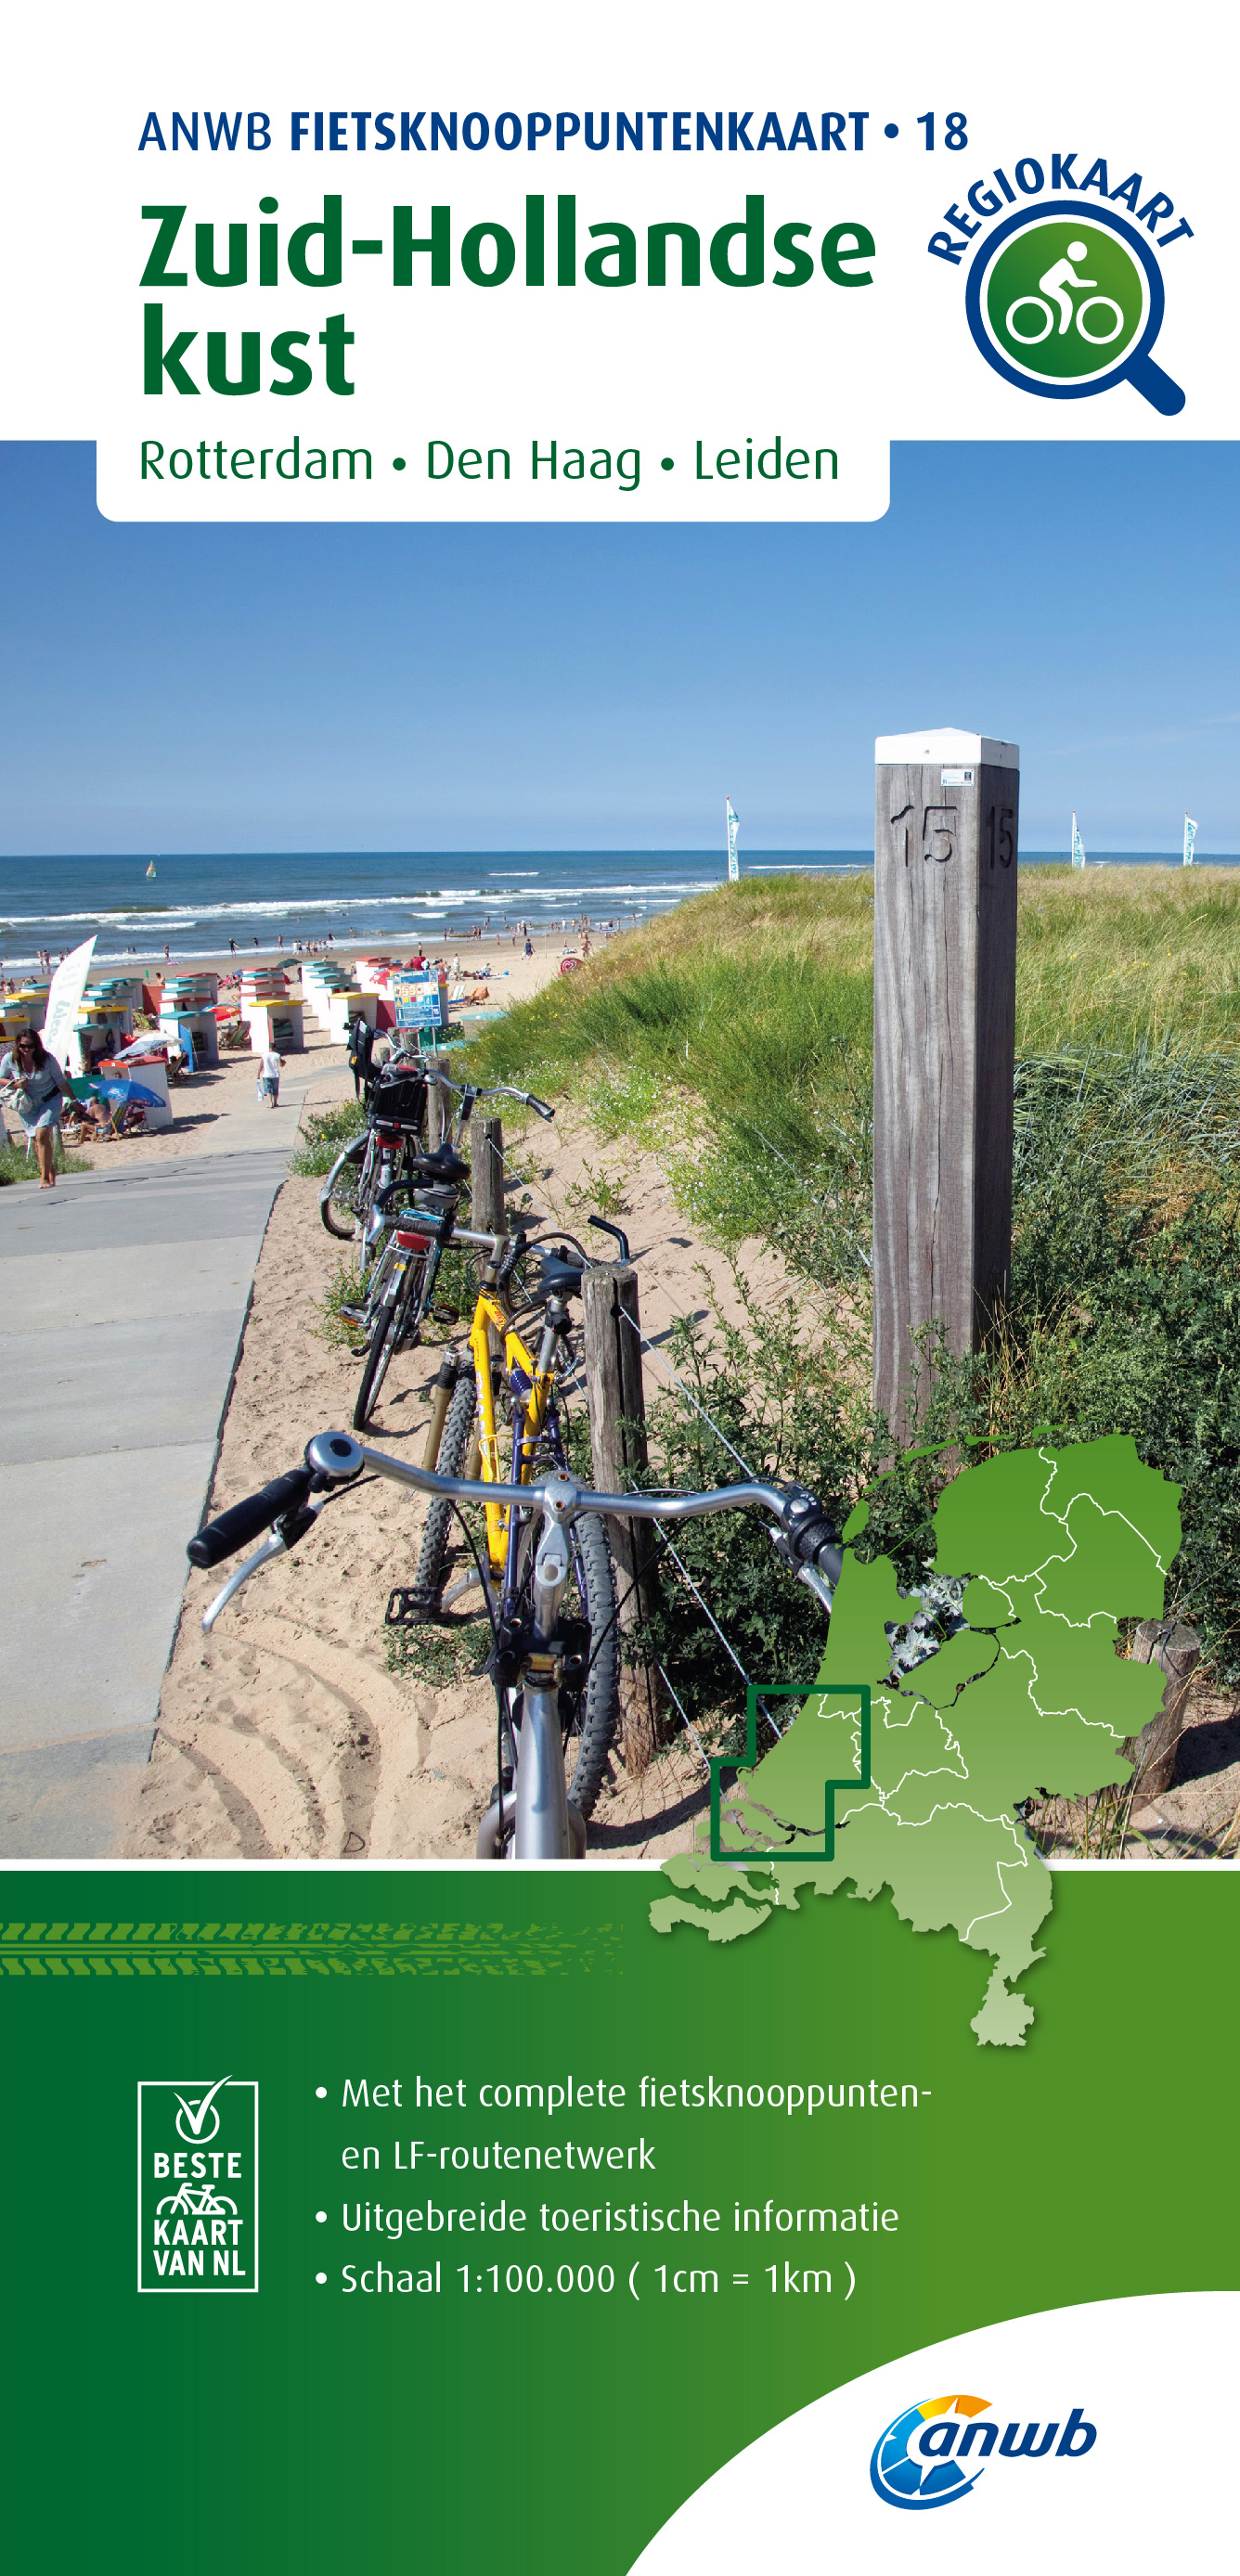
[257,1045,284,1107]
[0,1028,69,1186]
[346,1011,373,1100]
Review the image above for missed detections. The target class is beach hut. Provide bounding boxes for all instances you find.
[158,975,221,1070]
[300,959,366,1041]
[93,1053,175,1129]
[0,982,50,1041]
[238,965,304,1053]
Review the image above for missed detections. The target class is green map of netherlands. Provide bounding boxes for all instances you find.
[651,1436,1182,2046]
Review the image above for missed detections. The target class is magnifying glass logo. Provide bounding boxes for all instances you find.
[964,200,1185,416]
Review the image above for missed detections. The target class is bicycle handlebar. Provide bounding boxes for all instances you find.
[418,1069,555,1124]
[188,1436,843,1606]
[306,1434,838,1564]
[188,1468,314,1568]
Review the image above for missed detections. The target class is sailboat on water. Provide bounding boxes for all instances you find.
[146,861,156,879]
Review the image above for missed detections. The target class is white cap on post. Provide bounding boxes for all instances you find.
[874,728,1019,769]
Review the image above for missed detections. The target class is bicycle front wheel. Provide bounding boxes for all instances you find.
[352,1256,429,1430]
[320,1139,368,1239]
[409,1362,477,1613]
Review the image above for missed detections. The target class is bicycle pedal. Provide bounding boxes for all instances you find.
[385,1586,439,1627]
[338,1305,367,1326]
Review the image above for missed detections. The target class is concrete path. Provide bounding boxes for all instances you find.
[0,1054,350,1857]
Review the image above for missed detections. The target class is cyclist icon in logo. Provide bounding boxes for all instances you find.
[964,200,1185,413]
[1010,238,1125,347]
[157,2177,239,2220]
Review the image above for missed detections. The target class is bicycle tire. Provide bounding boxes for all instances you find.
[353,1252,428,1430]
[502,1507,619,1832]
[409,1364,477,1609]
[557,1510,621,1818]
[320,1140,368,1240]
[353,1303,402,1431]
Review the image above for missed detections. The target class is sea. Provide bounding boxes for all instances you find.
[0,847,1234,974]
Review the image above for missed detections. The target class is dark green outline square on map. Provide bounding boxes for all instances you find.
[709,1683,872,1862]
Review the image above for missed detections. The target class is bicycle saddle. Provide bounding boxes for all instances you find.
[531,1248,585,1301]
[409,1144,470,1185]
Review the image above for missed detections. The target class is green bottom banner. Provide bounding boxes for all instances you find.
[3,1863,1235,2570]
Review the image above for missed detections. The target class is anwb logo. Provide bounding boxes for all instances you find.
[870,2392,1096,2510]
[136,2079,259,2294]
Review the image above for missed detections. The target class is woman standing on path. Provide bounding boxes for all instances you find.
[0,1028,69,1186]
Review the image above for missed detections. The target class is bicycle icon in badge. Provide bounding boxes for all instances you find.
[964,200,1186,414]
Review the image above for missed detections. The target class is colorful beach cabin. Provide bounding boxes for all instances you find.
[158,972,222,1070]
[239,967,304,1054]
[299,960,367,1042]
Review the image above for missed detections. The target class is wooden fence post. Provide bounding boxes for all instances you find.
[1122,1621,1201,1804]
[872,728,1020,1441]
[471,1117,505,1237]
[580,1262,662,1775]
[424,1053,450,1149]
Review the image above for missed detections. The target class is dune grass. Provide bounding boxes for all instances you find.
[471,864,1240,1108]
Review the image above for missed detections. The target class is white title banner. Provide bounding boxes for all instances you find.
[3,0,1233,521]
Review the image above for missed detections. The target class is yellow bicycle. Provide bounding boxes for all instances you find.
[407,1223,626,1844]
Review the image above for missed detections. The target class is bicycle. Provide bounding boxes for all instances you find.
[186,1431,844,1861]
[341,1079,557,1430]
[395,1217,634,1819]
[319,1053,435,1244]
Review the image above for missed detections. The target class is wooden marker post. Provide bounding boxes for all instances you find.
[580,1262,662,1774]
[872,728,1019,1440]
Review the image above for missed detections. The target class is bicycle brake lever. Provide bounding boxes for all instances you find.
[200,1497,330,1630]
[201,1530,288,1630]
[767,1527,837,1615]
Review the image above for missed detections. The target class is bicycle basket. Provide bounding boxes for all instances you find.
[370,1069,428,1131]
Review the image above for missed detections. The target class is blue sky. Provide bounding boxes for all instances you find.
[0,440,1235,855]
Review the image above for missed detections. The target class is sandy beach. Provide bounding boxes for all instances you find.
[7,922,610,995]
[2,936,569,1173]
[177,921,589,997]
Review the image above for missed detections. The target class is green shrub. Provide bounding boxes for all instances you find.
[290,1100,366,1177]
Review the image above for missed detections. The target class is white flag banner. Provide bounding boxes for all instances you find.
[1071,812,1086,869]
[41,935,97,1070]
[1183,813,1198,865]
[726,798,740,882]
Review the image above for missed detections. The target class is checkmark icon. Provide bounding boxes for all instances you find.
[174,2076,232,2139]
